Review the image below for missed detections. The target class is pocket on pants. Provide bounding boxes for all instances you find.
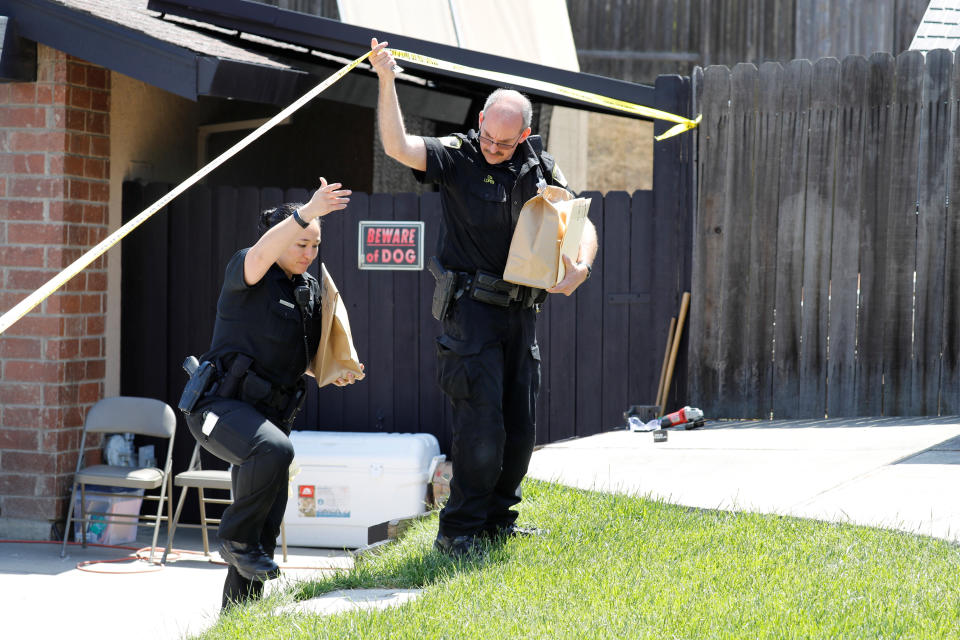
[436,334,481,400]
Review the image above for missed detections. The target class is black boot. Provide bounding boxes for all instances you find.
[218,540,280,581]
[221,565,264,611]
[434,534,483,558]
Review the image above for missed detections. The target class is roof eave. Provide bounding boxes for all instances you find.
[0,0,198,99]
[148,0,663,119]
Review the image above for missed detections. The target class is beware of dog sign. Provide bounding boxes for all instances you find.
[358,221,424,271]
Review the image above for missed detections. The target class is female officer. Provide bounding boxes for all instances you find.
[181,178,360,608]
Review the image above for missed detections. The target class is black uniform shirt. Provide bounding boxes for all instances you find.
[202,248,322,389]
[414,130,558,274]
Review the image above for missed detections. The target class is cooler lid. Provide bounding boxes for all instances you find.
[288,431,441,472]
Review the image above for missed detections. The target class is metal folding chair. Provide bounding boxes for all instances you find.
[61,397,176,563]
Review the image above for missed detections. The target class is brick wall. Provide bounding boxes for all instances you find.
[0,45,110,539]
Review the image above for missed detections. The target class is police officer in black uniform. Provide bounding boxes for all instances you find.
[370,39,598,557]
[178,179,361,608]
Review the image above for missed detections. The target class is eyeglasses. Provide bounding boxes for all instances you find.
[478,128,524,150]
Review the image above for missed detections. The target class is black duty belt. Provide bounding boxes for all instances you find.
[217,354,301,413]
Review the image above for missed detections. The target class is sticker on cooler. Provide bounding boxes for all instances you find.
[298,484,350,518]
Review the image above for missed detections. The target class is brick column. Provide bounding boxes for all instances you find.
[0,45,110,539]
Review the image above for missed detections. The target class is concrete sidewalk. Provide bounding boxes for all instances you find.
[5,415,960,639]
[528,415,960,542]
[0,527,354,640]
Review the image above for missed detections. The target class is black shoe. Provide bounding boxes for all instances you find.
[218,540,281,581]
[483,524,547,540]
[433,534,483,558]
[221,565,264,611]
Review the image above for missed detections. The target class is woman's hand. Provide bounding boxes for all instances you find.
[333,363,365,387]
[299,177,351,221]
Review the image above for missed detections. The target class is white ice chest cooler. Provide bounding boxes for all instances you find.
[284,431,442,548]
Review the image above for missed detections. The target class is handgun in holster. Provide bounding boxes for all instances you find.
[428,256,457,321]
[178,356,216,415]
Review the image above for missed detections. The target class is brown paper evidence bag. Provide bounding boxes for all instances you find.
[311,263,365,388]
[503,186,591,289]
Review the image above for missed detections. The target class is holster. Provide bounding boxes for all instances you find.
[428,256,457,321]
[470,271,519,307]
[217,354,253,400]
[178,357,216,415]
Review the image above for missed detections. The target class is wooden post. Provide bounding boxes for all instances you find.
[660,292,690,412]
[655,317,676,413]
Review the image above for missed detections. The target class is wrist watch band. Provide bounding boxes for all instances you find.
[579,261,592,279]
[292,209,310,229]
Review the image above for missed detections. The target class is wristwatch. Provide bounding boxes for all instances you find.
[292,208,310,229]
[578,261,592,279]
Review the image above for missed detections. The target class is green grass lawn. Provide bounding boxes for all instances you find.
[200,480,960,639]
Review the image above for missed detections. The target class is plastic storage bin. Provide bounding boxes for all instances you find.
[284,431,443,548]
[73,485,144,545]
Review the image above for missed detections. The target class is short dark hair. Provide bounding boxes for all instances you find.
[257,202,318,237]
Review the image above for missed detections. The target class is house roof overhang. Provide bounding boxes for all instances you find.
[0,0,667,124]
[0,0,319,103]
[148,0,661,120]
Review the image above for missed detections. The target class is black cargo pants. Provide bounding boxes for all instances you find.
[435,295,541,538]
[184,397,293,607]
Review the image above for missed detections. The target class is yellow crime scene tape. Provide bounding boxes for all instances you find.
[0,47,698,336]
[389,49,701,141]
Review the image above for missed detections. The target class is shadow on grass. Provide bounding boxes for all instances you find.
[291,530,510,602]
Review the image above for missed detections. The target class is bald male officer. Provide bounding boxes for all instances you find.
[370,38,598,557]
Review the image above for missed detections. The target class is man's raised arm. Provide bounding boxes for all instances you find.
[369,38,427,172]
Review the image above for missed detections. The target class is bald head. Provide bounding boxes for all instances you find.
[483,89,533,130]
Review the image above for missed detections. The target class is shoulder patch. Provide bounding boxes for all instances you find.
[552,163,568,188]
[439,136,462,149]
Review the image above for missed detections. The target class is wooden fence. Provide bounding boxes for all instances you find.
[121,183,691,473]
[690,48,960,419]
[568,0,927,84]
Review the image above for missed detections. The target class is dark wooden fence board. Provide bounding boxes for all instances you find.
[715,63,758,418]
[772,59,812,418]
[365,194,395,431]
[339,192,370,430]
[855,53,896,416]
[547,256,577,441]
[120,182,169,403]
[574,191,605,436]
[797,57,841,417]
[309,189,346,430]
[392,193,421,433]
[688,65,731,410]
[882,51,923,415]
[748,61,785,418]
[630,190,657,408]
[911,49,952,415]
[600,191,631,431]
[653,75,694,411]
[827,55,868,417]
[942,49,960,414]
[418,193,447,444]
